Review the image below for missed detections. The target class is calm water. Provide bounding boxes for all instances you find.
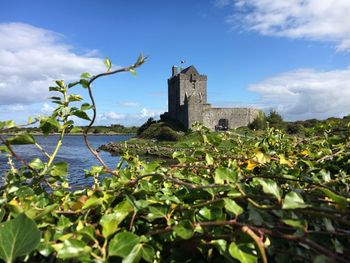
[0,135,132,187]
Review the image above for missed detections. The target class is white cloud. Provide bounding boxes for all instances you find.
[0,22,105,105]
[140,108,164,118]
[41,103,55,114]
[214,0,232,8]
[99,112,126,121]
[0,104,25,113]
[248,67,350,120]
[218,0,350,51]
[119,101,140,107]
[97,108,165,126]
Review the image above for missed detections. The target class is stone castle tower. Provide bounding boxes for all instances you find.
[165,65,261,130]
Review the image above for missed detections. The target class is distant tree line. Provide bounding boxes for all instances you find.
[248,110,350,138]
[0,124,138,134]
[90,124,138,134]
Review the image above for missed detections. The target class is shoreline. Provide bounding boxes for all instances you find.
[0,132,137,136]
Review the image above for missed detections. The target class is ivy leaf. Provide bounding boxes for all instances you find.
[104,58,112,71]
[323,218,335,232]
[282,191,310,209]
[0,146,10,153]
[81,103,93,111]
[282,219,306,229]
[68,94,83,102]
[50,162,68,177]
[211,239,227,256]
[82,196,103,210]
[205,153,214,165]
[136,52,146,65]
[146,206,167,222]
[72,110,91,121]
[49,86,61,92]
[47,117,60,129]
[55,80,65,88]
[279,154,292,166]
[108,232,140,258]
[228,242,257,263]
[246,160,258,171]
[56,239,90,260]
[174,220,194,239]
[141,244,154,262]
[214,167,237,184]
[37,243,54,257]
[0,120,15,130]
[39,117,60,135]
[129,68,137,76]
[113,199,134,214]
[57,215,73,230]
[80,79,89,88]
[6,134,35,145]
[198,206,223,221]
[100,201,133,239]
[253,178,282,202]
[223,198,244,217]
[80,72,91,79]
[78,226,96,241]
[0,213,40,263]
[254,151,269,164]
[122,243,142,263]
[29,158,44,170]
[49,96,61,101]
[317,187,348,210]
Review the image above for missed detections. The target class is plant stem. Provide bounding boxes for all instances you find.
[241,226,268,263]
[47,86,68,167]
[35,142,51,159]
[83,57,146,176]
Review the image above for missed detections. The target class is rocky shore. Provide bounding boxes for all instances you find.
[99,139,192,159]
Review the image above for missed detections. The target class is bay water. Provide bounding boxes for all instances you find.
[0,135,132,188]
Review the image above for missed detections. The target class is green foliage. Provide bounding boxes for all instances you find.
[5,133,35,145]
[137,117,156,136]
[248,111,266,130]
[266,110,285,130]
[0,214,40,263]
[104,57,112,71]
[138,121,184,141]
[286,122,303,134]
[0,55,349,263]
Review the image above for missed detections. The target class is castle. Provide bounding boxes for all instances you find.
[163,65,261,131]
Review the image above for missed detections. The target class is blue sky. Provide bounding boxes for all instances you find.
[1,0,350,126]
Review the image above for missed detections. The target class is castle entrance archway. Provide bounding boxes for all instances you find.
[215,118,229,131]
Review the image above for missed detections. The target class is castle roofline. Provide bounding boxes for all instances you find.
[180,65,200,75]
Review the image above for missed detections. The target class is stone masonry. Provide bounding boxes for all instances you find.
[164,65,261,131]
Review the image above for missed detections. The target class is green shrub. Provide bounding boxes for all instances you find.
[137,117,156,136]
[248,111,266,130]
[139,122,182,141]
[266,110,285,130]
[286,122,303,134]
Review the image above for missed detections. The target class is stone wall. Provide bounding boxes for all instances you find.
[186,93,203,128]
[202,108,261,130]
